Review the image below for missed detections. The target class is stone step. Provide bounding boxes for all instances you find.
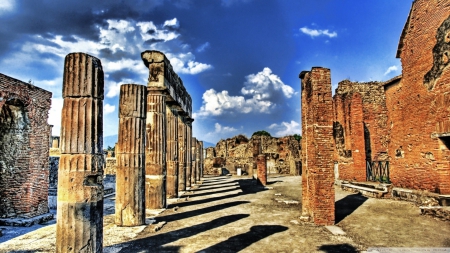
[341,183,388,198]
[419,206,450,221]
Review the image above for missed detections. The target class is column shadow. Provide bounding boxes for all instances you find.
[187,187,241,198]
[159,201,249,223]
[199,225,288,253]
[107,214,250,252]
[318,243,358,252]
[335,193,368,223]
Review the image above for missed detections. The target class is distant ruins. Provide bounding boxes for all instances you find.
[204,134,301,176]
[0,73,52,220]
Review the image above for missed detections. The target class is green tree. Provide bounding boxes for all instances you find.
[252,130,271,137]
[293,134,302,141]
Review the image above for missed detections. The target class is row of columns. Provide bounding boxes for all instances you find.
[56,51,204,252]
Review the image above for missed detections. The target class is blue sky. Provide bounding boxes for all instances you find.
[0,0,412,147]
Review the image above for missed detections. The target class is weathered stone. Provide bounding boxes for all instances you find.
[56,52,104,252]
[300,67,335,226]
[192,137,197,184]
[0,73,51,219]
[145,91,167,209]
[178,115,187,192]
[116,84,146,226]
[185,119,193,188]
[166,106,179,198]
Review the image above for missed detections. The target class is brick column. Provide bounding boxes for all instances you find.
[300,67,335,226]
[185,119,193,187]
[257,154,267,186]
[115,84,146,226]
[178,115,186,191]
[56,53,104,252]
[252,138,261,179]
[145,90,166,209]
[166,106,179,198]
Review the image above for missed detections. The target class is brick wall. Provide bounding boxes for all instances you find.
[300,67,335,225]
[387,0,450,194]
[0,73,52,218]
[333,80,389,181]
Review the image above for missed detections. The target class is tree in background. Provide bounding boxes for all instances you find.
[251,130,271,137]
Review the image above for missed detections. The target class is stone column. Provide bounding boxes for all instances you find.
[56,52,104,252]
[198,141,204,179]
[185,119,193,188]
[192,137,197,184]
[166,106,179,198]
[257,154,267,186]
[177,114,186,192]
[145,90,167,209]
[115,84,146,226]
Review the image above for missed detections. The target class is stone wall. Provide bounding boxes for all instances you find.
[203,134,301,175]
[0,73,52,218]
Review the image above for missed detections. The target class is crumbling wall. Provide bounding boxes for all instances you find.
[387,0,450,194]
[203,134,301,175]
[333,80,389,181]
[0,73,52,218]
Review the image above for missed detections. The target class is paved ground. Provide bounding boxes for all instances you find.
[0,175,449,252]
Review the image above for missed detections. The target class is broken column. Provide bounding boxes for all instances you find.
[115,84,146,226]
[56,53,104,252]
[178,115,187,192]
[257,154,267,186]
[166,106,179,198]
[299,67,335,225]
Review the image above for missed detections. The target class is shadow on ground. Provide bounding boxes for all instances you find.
[107,214,250,252]
[318,243,359,253]
[199,225,288,253]
[335,193,368,223]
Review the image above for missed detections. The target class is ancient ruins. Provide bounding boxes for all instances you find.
[56,52,105,252]
[299,67,335,225]
[0,73,52,221]
[0,0,449,251]
[331,0,450,196]
[204,134,301,176]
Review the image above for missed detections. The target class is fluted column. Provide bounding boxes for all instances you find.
[192,137,197,184]
[198,141,204,179]
[177,115,187,191]
[115,84,146,226]
[166,106,179,198]
[145,90,166,209]
[185,119,193,188]
[56,53,104,253]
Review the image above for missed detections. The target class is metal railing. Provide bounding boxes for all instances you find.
[366,160,390,183]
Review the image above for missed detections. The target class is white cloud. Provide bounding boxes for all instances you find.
[194,67,294,118]
[268,120,300,137]
[168,52,213,74]
[196,42,210,53]
[0,0,14,13]
[300,27,337,38]
[384,65,399,76]
[203,122,239,140]
[242,67,294,99]
[163,18,180,29]
[104,103,116,115]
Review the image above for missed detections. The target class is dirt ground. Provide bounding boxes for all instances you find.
[0,175,449,252]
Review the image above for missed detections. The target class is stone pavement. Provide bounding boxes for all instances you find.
[0,175,449,252]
